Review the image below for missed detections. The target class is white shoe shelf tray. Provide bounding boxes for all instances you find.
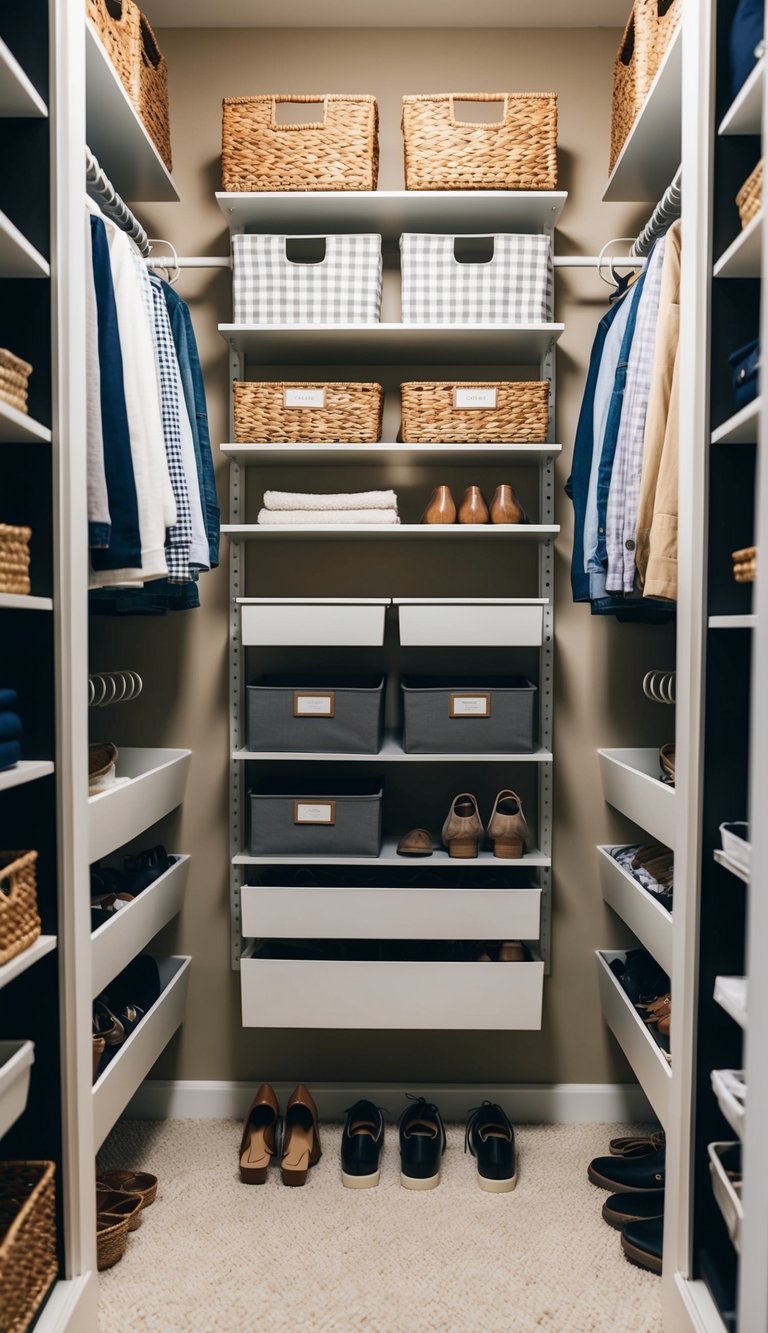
[239,597,548,649]
[88,748,191,863]
[596,949,672,1130]
[598,748,677,850]
[93,955,190,1151]
[91,855,190,998]
[0,1040,34,1141]
[241,954,543,1030]
[598,846,673,975]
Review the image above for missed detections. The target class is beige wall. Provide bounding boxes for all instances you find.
[90,27,676,1087]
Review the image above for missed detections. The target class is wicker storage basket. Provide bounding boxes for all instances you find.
[97,1213,130,1271]
[234,382,384,444]
[0,349,32,415]
[732,545,757,583]
[0,1162,57,1329]
[87,0,172,172]
[609,0,681,174]
[0,851,40,967]
[737,160,763,228]
[401,382,549,444]
[222,95,379,192]
[401,93,557,190]
[0,524,31,595]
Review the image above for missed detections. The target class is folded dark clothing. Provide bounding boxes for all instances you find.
[0,688,18,711]
[0,739,21,771]
[0,712,22,742]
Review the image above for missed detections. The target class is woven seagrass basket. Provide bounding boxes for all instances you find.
[0,1162,57,1328]
[402,93,557,190]
[97,1213,130,1271]
[732,546,757,583]
[0,851,40,967]
[737,159,763,228]
[87,0,172,171]
[609,0,681,174]
[221,95,379,191]
[400,382,549,444]
[0,524,31,595]
[0,349,32,415]
[89,742,118,794]
[234,382,384,444]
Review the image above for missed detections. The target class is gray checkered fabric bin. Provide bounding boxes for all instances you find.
[233,234,383,324]
[400,233,553,324]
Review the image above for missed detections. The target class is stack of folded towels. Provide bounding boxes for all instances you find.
[257,490,400,526]
[0,688,22,771]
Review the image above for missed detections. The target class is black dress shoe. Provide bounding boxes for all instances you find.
[399,1096,445,1190]
[588,1146,665,1191]
[621,1215,663,1274]
[340,1099,384,1190]
[602,1189,665,1231]
[465,1101,517,1193]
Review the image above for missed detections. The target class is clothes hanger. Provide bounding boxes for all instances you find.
[147,237,181,285]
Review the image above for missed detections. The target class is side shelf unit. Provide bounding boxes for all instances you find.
[221,189,563,1032]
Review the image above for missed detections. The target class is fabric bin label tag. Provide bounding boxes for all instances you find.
[294,800,336,825]
[454,388,497,410]
[284,388,325,409]
[294,691,335,717]
[449,693,491,718]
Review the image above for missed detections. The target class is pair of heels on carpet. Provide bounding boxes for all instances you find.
[239,1083,321,1186]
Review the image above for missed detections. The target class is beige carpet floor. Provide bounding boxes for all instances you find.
[98,1119,663,1333]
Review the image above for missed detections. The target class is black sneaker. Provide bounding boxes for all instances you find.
[465,1101,517,1193]
[588,1146,665,1191]
[398,1095,445,1191]
[340,1100,384,1190]
[621,1215,664,1274]
[602,1189,665,1231]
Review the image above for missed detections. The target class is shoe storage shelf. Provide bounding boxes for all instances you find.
[598,748,677,849]
[88,747,191,863]
[0,1040,34,1140]
[0,34,46,117]
[596,950,672,1129]
[597,847,673,976]
[0,935,57,992]
[91,855,191,998]
[224,187,560,1030]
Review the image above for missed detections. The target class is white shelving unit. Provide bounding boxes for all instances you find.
[598,747,677,849]
[234,736,553,763]
[0,208,49,278]
[0,935,56,993]
[219,322,564,365]
[235,837,550,868]
[0,398,51,444]
[713,849,749,884]
[88,748,191,863]
[714,975,748,1031]
[90,856,191,998]
[0,759,54,793]
[719,57,764,136]
[224,522,560,542]
[598,846,673,976]
[596,950,672,1128]
[711,399,761,444]
[0,36,46,117]
[222,442,561,467]
[603,22,682,203]
[708,613,757,629]
[713,211,763,280]
[0,593,53,611]
[0,1040,34,1140]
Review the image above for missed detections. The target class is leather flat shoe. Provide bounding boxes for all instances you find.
[281,1084,321,1186]
[609,1131,665,1158]
[442,793,484,858]
[489,484,527,524]
[397,828,434,857]
[458,486,489,524]
[487,790,527,858]
[602,1188,665,1231]
[465,1101,516,1192]
[341,1099,384,1189]
[621,1215,663,1274]
[240,1082,280,1183]
[399,1096,445,1190]
[421,485,456,524]
[588,1146,665,1191]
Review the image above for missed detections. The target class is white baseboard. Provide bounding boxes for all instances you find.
[125,1080,653,1124]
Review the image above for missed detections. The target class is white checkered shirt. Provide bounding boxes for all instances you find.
[149,275,193,584]
[400,233,553,324]
[233,234,382,324]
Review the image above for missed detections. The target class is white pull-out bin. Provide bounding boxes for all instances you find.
[395,599,545,647]
[240,598,389,647]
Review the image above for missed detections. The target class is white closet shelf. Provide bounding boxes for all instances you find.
[598,748,677,850]
[711,1069,746,1139]
[709,614,756,629]
[0,593,52,611]
[93,955,191,1151]
[0,400,51,444]
[91,855,190,998]
[719,58,765,136]
[85,20,178,203]
[714,849,749,884]
[0,935,56,993]
[0,209,49,277]
[0,38,46,118]
[714,975,747,1030]
[241,953,544,1029]
[0,760,54,794]
[219,323,564,365]
[221,442,561,466]
[712,399,761,444]
[234,733,553,762]
[0,1040,34,1140]
[598,846,673,976]
[216,189,568,238]
[224,523,559,542]
[596,950,672,1129]
[709,1142,744,1252]
[714,212,763,280]
[603,23,682,203]
[241,882,542,942]
[88,748,192,864]
[234,836,550,867]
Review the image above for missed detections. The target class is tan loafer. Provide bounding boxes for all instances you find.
[458,485,489,524]
[421,485,456,524]
[487,790,528,859]
[489,484,527,524]
[442,793,484,858]
[397,828,434,856]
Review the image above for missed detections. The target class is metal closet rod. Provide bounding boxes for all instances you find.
[85,146,152,256]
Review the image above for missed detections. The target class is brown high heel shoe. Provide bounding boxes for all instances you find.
[239,1082,280,1183]
[442,792,484,858]
[281,1084,322,1186]
[490,485,527,525]
[421,485,456,524]
[486,790,528,859]
[458,486,489,524]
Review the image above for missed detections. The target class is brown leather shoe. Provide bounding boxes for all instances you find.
[421,485,456,524]
[458,486,490,524]
[282,1084,322,1186]
[487,790,527,859]
[240,1082,280,1183]
[442,793,484,858]
[490,485,527,525]
[397,828,434,856]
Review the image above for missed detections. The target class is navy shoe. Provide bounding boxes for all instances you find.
[602,1189,665,1231]
[340,1099,384,1190]
[398,1096,445,1190]
[588,1147,665,1191]
[621,1215,664,1274]
[465,1101,517,1192]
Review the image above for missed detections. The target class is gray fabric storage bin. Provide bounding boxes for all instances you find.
[249,780,383,857]
[401,676,537,754]
[247,675,385,754]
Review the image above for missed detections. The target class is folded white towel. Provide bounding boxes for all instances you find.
[257,508,400,526]
[263,489,398,512]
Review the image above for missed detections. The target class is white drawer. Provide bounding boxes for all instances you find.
[240,956,543,1029]
[394,599,545,647]
[240,599,388,647]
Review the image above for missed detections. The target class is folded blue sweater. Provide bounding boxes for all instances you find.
[0,739,21,771]
[0,689,18,711]
[0,713,22,742]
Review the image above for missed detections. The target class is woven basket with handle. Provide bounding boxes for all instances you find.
[402,93,557,190]
[737,159,763,228]
[0,524,31,595]
[400,382,550,444]
[234,382,384,444]
[0,851,41,967]
[609,0,681,174]
[222,95,379,191]
[0,1162,57,1328]
[0,349,32,416]
[87,0,172,171]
